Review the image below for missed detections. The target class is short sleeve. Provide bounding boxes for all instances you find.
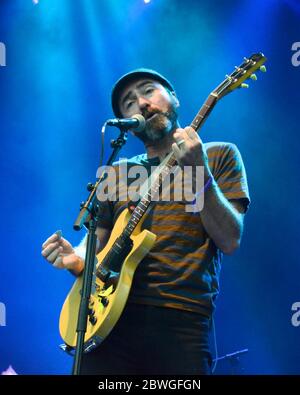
[213,143,250,213]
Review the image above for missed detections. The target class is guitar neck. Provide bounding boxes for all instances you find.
[121,52,267,237]
[122,93,219,239]
[190,92,218,131]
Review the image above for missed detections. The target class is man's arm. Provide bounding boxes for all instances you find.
[199,172,245,254]
[172,127,248,255]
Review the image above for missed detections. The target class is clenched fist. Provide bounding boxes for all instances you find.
[41,230,84,275]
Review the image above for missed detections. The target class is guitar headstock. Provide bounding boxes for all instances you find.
[214,53,267,99]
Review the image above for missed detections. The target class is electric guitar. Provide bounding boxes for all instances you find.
[59,53,267,352]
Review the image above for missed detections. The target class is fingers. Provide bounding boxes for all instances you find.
[41,230,78,271]
[185,127,201,143]
[52,255,64,269]
[41,230,64,265]
[42,230,62,249]
[172,142,182,158]
[41,241,55,257]
[42,233,59,249]
[172,127,206,167]
[173,128,186,144]
[59,237,75,255]
[173,128,194,157]
[47,246,63,263]
[41,241,63,264]
[42,241,59,258]
[41,230,73,261]
[174,127,199,145]
[42,244,70,269]
[49,251,78,270]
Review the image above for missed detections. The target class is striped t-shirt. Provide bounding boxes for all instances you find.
[97,142,250,317]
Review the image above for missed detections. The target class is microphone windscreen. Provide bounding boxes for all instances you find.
[132,114,145,133]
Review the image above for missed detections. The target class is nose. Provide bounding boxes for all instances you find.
[137,95,151,111]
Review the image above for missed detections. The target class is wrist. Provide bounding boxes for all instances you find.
[69,246,85,276]
[73,245,86,261]
[191,173,214,209]
[68,256,84,277]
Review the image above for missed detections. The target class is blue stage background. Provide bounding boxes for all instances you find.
[0,0,299,374]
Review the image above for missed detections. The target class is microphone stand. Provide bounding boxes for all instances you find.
[71,125,128,375]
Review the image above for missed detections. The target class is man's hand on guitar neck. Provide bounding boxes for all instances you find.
[41,231,84,276]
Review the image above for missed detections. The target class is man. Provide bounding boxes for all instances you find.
[41,69,250,374]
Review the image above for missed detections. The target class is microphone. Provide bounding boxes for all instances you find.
[106,114,145,132]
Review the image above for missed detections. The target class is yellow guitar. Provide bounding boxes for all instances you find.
[59,208,156,351]
[59,53,267,352]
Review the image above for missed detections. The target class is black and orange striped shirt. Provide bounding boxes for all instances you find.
[97,142,250,317]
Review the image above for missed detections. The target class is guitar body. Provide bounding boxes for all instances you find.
[59,208,156,351]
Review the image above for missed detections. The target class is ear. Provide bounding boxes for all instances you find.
[170,91,180,109]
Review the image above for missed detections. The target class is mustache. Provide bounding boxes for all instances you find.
[142,108,171,120]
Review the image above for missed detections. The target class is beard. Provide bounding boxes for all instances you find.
[135,103,178,144]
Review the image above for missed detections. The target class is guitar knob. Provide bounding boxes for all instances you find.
[260,65,266,72]
[250,73,257,81]
[241,83,249,89]
[89,314,97,325]
[87,182,94,191]
[101,297,109,307]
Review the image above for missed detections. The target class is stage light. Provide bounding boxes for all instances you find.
[144,0,151,4]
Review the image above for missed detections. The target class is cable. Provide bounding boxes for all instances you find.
[211,314,218,374]
[99,121,108,171]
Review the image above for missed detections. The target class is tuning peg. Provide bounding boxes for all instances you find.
[87,182,95,191]
[260,65,266,72]
[243,57,249,62]
[250,73,257,81]
[241,83,249,88]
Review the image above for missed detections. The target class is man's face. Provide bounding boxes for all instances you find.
[118,78,179,143]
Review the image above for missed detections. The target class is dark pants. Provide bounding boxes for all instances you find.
[81,303,212,375]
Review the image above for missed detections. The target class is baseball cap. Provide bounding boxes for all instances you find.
[111,68,175,118]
